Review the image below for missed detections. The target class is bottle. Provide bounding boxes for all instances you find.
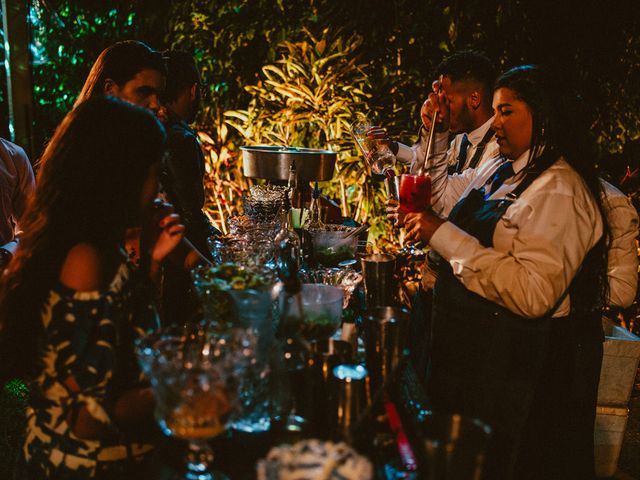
[287,161,303,208]
[274,190,301,267]
[276,236,311,419]
[307,182,323,229]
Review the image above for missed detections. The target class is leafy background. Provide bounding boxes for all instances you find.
[20,0,640,246]
[0,1,639,476]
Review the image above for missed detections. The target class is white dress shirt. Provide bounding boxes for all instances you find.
[600,179,639,308]
[427,149,604,319]
[395,116,499,174]
[0,138,35,245]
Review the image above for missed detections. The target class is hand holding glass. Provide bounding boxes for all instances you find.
[351,119,395,175]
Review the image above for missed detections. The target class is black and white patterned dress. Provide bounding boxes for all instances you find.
[23,260,159,478]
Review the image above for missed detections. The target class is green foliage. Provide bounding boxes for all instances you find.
[0,380,28,478]
[226,30,382,227]
[29,0,171,153]
[26,0,640,241]
[162,0,640,249]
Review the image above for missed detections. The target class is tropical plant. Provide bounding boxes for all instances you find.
[223,28,398,245]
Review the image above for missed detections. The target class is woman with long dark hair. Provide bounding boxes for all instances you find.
[0,96,184,478]
[394,65,609,478]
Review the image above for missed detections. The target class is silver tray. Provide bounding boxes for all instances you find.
[241,145,337,182]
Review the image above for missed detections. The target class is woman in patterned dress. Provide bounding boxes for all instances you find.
[0,97,185,478]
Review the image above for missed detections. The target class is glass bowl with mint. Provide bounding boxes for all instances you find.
[308,225,359,267]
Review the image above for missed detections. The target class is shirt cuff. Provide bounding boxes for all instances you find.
[395,143,416,164]
[429,221,476,266]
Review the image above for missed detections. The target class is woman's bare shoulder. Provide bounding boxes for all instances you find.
[59,243,104,291]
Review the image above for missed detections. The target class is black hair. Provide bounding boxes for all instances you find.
[435,50,496,108]
[495,64,610,314]
[161,50,200,104]
[0,96,166,382]
[75,40,166,107]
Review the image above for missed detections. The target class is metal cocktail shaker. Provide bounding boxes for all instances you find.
[330,364,371,442]
[362,306,410,392]
[360,253,396,308]
[308,339,352,438]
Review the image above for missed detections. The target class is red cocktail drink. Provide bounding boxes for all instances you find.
[399,174,431,213]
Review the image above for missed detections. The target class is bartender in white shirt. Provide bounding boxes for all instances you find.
[379,50,500,175]
[392,65,611,479]
[372,51,500,375]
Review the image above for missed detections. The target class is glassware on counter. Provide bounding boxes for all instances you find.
[298,267,362,309]
[308,224,359,267]
[136,325,241,480]
[226,288,281,434]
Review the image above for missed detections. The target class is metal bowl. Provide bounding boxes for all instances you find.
[241,145,337,182]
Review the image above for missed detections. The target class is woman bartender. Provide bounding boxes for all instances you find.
[394,65,609,479]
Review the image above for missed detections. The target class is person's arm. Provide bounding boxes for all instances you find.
[406,176,604,318]
[603,190,639,308]
[0,145,35,267]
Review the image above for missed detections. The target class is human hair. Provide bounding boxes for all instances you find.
[435,50,496,109]
[74,40,166,107]
[0,97,166,382]
[494,64,610,314]
[162,50,200,104]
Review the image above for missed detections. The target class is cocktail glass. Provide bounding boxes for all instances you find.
[136,325,239,480]
[399,173,431,213]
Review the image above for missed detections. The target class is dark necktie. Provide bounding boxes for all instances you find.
[488,161,515,195]
[455,134,471,173]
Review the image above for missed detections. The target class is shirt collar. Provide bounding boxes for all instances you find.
[466,116,495,147]
[510,149,531,174]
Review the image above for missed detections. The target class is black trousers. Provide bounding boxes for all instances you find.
[408,288,433,383]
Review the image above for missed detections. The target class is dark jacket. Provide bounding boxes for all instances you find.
[161,111,219,257]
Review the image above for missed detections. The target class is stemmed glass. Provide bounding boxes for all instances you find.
[136,325,240,480]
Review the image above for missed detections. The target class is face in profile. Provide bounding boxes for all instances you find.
[441,76,474,134]
[105,68,166,114]
[491,87,533,160]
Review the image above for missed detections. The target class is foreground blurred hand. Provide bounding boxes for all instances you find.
[152,212,185,264]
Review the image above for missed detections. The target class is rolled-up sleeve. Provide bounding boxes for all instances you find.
[603,191,639,308]
[430,179,603,318]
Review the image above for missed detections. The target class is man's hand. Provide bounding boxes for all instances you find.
[404,210,445,245]
[420,79,449,133]
[367,126,398,155]
[386,198,405,226]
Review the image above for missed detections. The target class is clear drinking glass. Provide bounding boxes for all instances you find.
[136,325,239,480]
[350,118,396,175]
[227,288,280,433]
